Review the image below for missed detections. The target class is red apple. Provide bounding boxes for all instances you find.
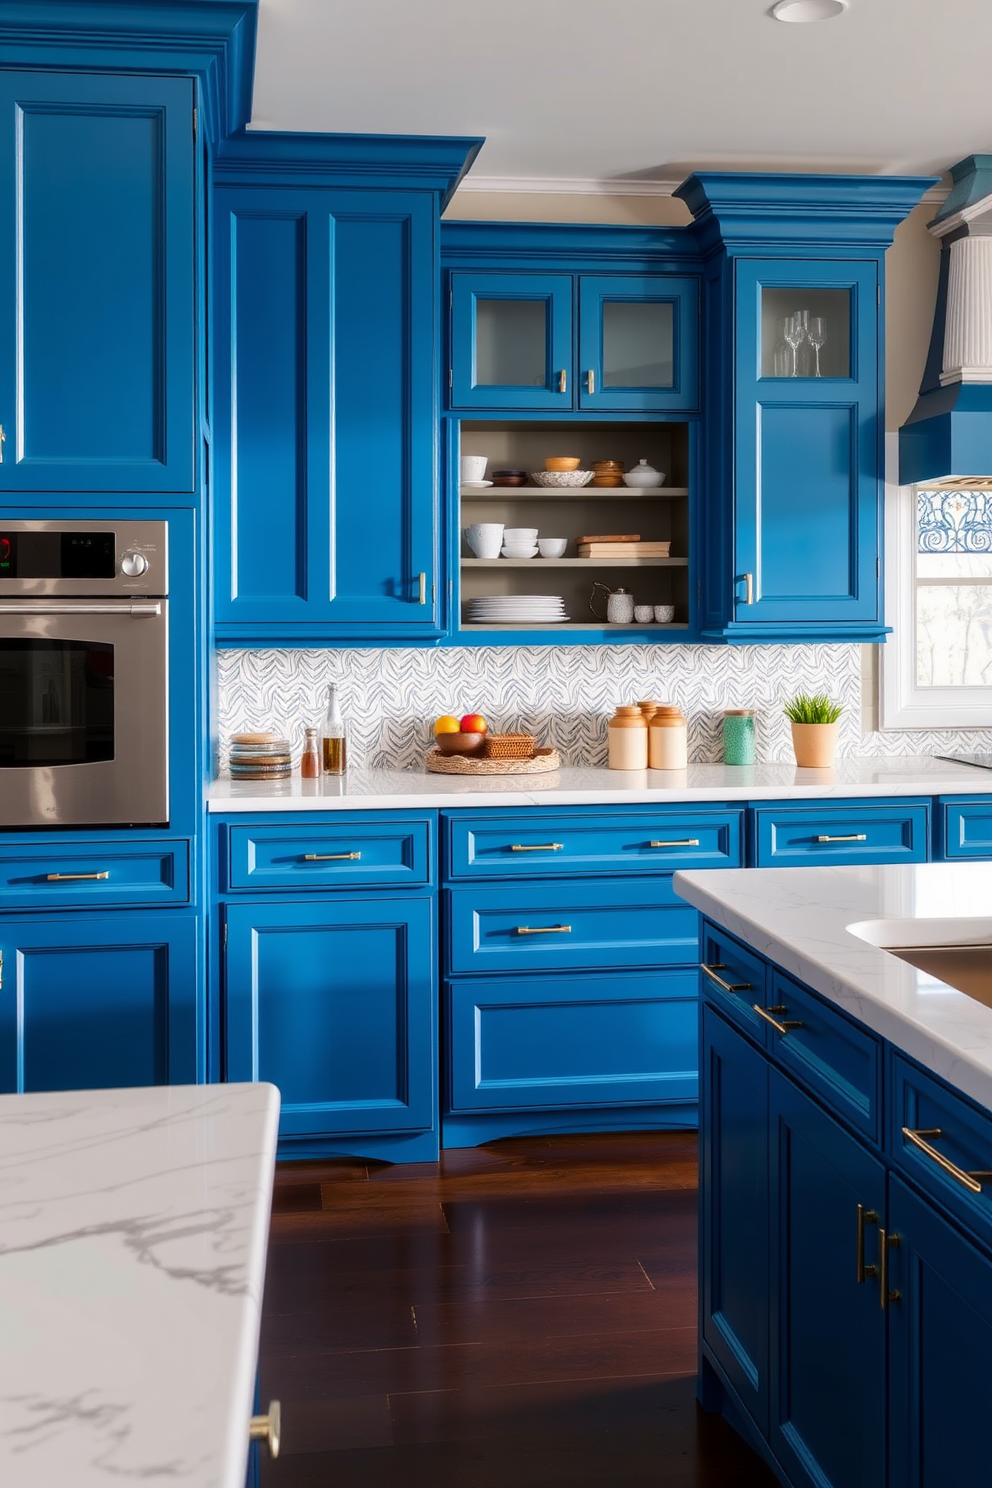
[460,713,487,735]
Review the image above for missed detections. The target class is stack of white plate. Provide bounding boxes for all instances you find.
[466,595,569,625]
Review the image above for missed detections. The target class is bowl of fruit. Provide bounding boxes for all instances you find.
[433,713,487,756]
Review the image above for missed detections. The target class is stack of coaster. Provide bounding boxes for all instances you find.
[229,731,292,779]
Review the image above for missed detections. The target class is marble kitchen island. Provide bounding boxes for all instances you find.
[673,861,992,1488]
[0,1082,280,1488]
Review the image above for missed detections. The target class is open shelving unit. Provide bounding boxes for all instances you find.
[458,421,691,634]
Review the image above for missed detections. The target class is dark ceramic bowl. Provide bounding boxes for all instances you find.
[434,731,486,757]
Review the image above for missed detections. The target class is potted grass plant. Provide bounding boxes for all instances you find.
[784,692,843,768]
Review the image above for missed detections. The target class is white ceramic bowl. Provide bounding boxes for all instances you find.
[537,538,568,558]
[529,470,594,488]
[503,528,539,540]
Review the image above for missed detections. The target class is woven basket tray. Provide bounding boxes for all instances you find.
[425,747,560,776]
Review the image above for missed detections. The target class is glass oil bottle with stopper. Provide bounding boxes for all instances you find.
[300,726,321,778]
[321,684,347,775]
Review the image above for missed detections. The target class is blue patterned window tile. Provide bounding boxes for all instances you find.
[917,490,992,554]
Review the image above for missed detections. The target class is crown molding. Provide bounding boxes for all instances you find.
[454,174,681,198]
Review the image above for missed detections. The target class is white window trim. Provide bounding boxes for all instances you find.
[880,432,992,729]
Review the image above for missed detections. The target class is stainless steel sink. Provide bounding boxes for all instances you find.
[886,944,992,1008]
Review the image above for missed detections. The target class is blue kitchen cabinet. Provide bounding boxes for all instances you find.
[936,795,992,860]
[0,914,198,1092]
[577,274,698,412]
[450,271,573,410]
[224,897,437,1157]
[0,71,195,495]
[753,799,930,868]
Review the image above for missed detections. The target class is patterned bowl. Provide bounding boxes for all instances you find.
[529,470,594,488]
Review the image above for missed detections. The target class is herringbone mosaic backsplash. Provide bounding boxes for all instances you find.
[216,644,992,769]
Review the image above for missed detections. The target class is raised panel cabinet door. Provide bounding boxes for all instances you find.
[214,188,439,636]
[700,1005,770,1433]
[450,271,573,410]
[225,898,436,1139]
[0,915,198,1092]
[887,1175,992,1488]
[733,259,880,628]
[0,72,195,493]
[768,1069,886,1488]
[577,274,698,412]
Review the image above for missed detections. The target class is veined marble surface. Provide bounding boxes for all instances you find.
[207,756,991,812]
[0,1082,280,1488]
[674,861,992,1113]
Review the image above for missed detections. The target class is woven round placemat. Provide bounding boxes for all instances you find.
[425,747,560,776]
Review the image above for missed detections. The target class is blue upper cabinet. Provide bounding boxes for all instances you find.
[577,274,698,412]
[677,173,934,643]
[451,272,573,410]
[0,71,196,494]
[213,133,480,645]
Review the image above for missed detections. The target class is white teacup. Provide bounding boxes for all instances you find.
[463,522,504,559]
[538,538,568,558]
[461,454,488,485]
[634,604,654,623]
[654,604,676,623]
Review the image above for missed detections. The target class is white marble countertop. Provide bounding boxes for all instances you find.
[0,1082,280,1488]
[206,756,991,812]
[674,861,992,1113]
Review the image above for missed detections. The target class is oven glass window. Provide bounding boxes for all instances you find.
[0,640,114,767]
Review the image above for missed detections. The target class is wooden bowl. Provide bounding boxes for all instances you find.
[434,731,486,757]
[491,473,526,486]
[591,474,624,486]
[544,456,581,472]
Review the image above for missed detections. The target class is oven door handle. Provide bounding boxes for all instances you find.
[0,602,162,617]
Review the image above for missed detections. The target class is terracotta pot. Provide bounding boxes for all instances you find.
[790,720,839,768]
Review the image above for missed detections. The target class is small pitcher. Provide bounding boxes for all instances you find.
[590,582,635,625]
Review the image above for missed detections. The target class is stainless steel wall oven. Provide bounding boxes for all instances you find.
[0,520,168,828]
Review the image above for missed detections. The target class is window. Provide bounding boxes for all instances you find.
[881,465,992,728]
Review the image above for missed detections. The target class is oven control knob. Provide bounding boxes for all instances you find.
[121,551,149,578]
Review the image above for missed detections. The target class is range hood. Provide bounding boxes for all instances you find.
[900,155,992,484]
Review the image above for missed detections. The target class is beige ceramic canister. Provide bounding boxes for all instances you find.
[636,700,661,724]
[648,705,688,770]
[608,705,649,770]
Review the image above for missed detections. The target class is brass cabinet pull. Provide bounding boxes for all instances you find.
[701,963,750,996]
[879,1230,900,1309]
[649,839,700,848]
[901,1126,992,1194]
[738,572,753,605]
[0,424,5,462]
[816,833,867,844]
[510,842,563,852]
[418,571,427,605]
[249,1400,281,1459]
[557,369,567,394]
[752,1004,804,1035]
[856,1203,879,1284]
[0,949,3,991]
[46,871,110,882]
[515,924,571,935]
[585,369,595,393]
[304,852,361,861]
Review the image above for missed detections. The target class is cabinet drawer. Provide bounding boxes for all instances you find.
[940,797,992,860]
[226,819,432,890]
[445,809,743,880]
[891,1056,992,1245]
[0,840,188,909]
[699,921,768,1042]
[767,973,880,1140]
[753,801,929,868]
[447,969,698,1112]
[447,878,698,975]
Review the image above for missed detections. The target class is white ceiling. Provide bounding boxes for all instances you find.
[251,0,992,187]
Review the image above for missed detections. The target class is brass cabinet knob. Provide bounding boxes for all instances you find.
[249,1400,281,1458]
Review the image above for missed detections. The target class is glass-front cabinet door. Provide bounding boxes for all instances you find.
[577,275,698,412]
[450,272,572,410]
[733,258,879,628]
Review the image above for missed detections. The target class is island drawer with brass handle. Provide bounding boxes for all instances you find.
[767,972,881,1141]
[444,808,743,880]
[447,878,699,975]
[225,816,433,890]
[699,922,769,1041]
[0,839,189,910]
[938,796,992,861]
[891,1055,992,1241]
[752,800,929,868]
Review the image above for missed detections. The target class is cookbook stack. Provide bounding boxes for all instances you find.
[577,533,671,559]
[228,731,292,780]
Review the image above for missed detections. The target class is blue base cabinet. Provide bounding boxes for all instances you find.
[700,918,992,1488]
[0,914,198,1092]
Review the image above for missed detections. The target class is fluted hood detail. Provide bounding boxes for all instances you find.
[900,155,992,483]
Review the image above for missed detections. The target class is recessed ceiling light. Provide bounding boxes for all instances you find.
[771,0,848,20]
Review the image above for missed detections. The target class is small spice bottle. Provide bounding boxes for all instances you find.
[607,705,648,770]
[648,705,688,770]
[300,726,321,778]
[723,710,756,766]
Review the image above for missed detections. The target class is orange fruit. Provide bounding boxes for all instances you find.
[434,715,461,735]
[460,713,487,735]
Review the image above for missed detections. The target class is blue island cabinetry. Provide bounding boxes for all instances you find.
[700,921,992,1488]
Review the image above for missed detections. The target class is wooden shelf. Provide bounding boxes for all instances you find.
[462,557,687,568]
[460,486,686,501]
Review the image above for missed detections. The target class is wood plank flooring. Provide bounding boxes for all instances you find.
[259,1130,777,1486]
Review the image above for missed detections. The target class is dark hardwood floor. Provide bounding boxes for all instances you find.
[259,1130,777,1486]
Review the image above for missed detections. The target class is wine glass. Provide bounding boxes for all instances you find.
[783,313,806,378]
[807,316,826,377]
